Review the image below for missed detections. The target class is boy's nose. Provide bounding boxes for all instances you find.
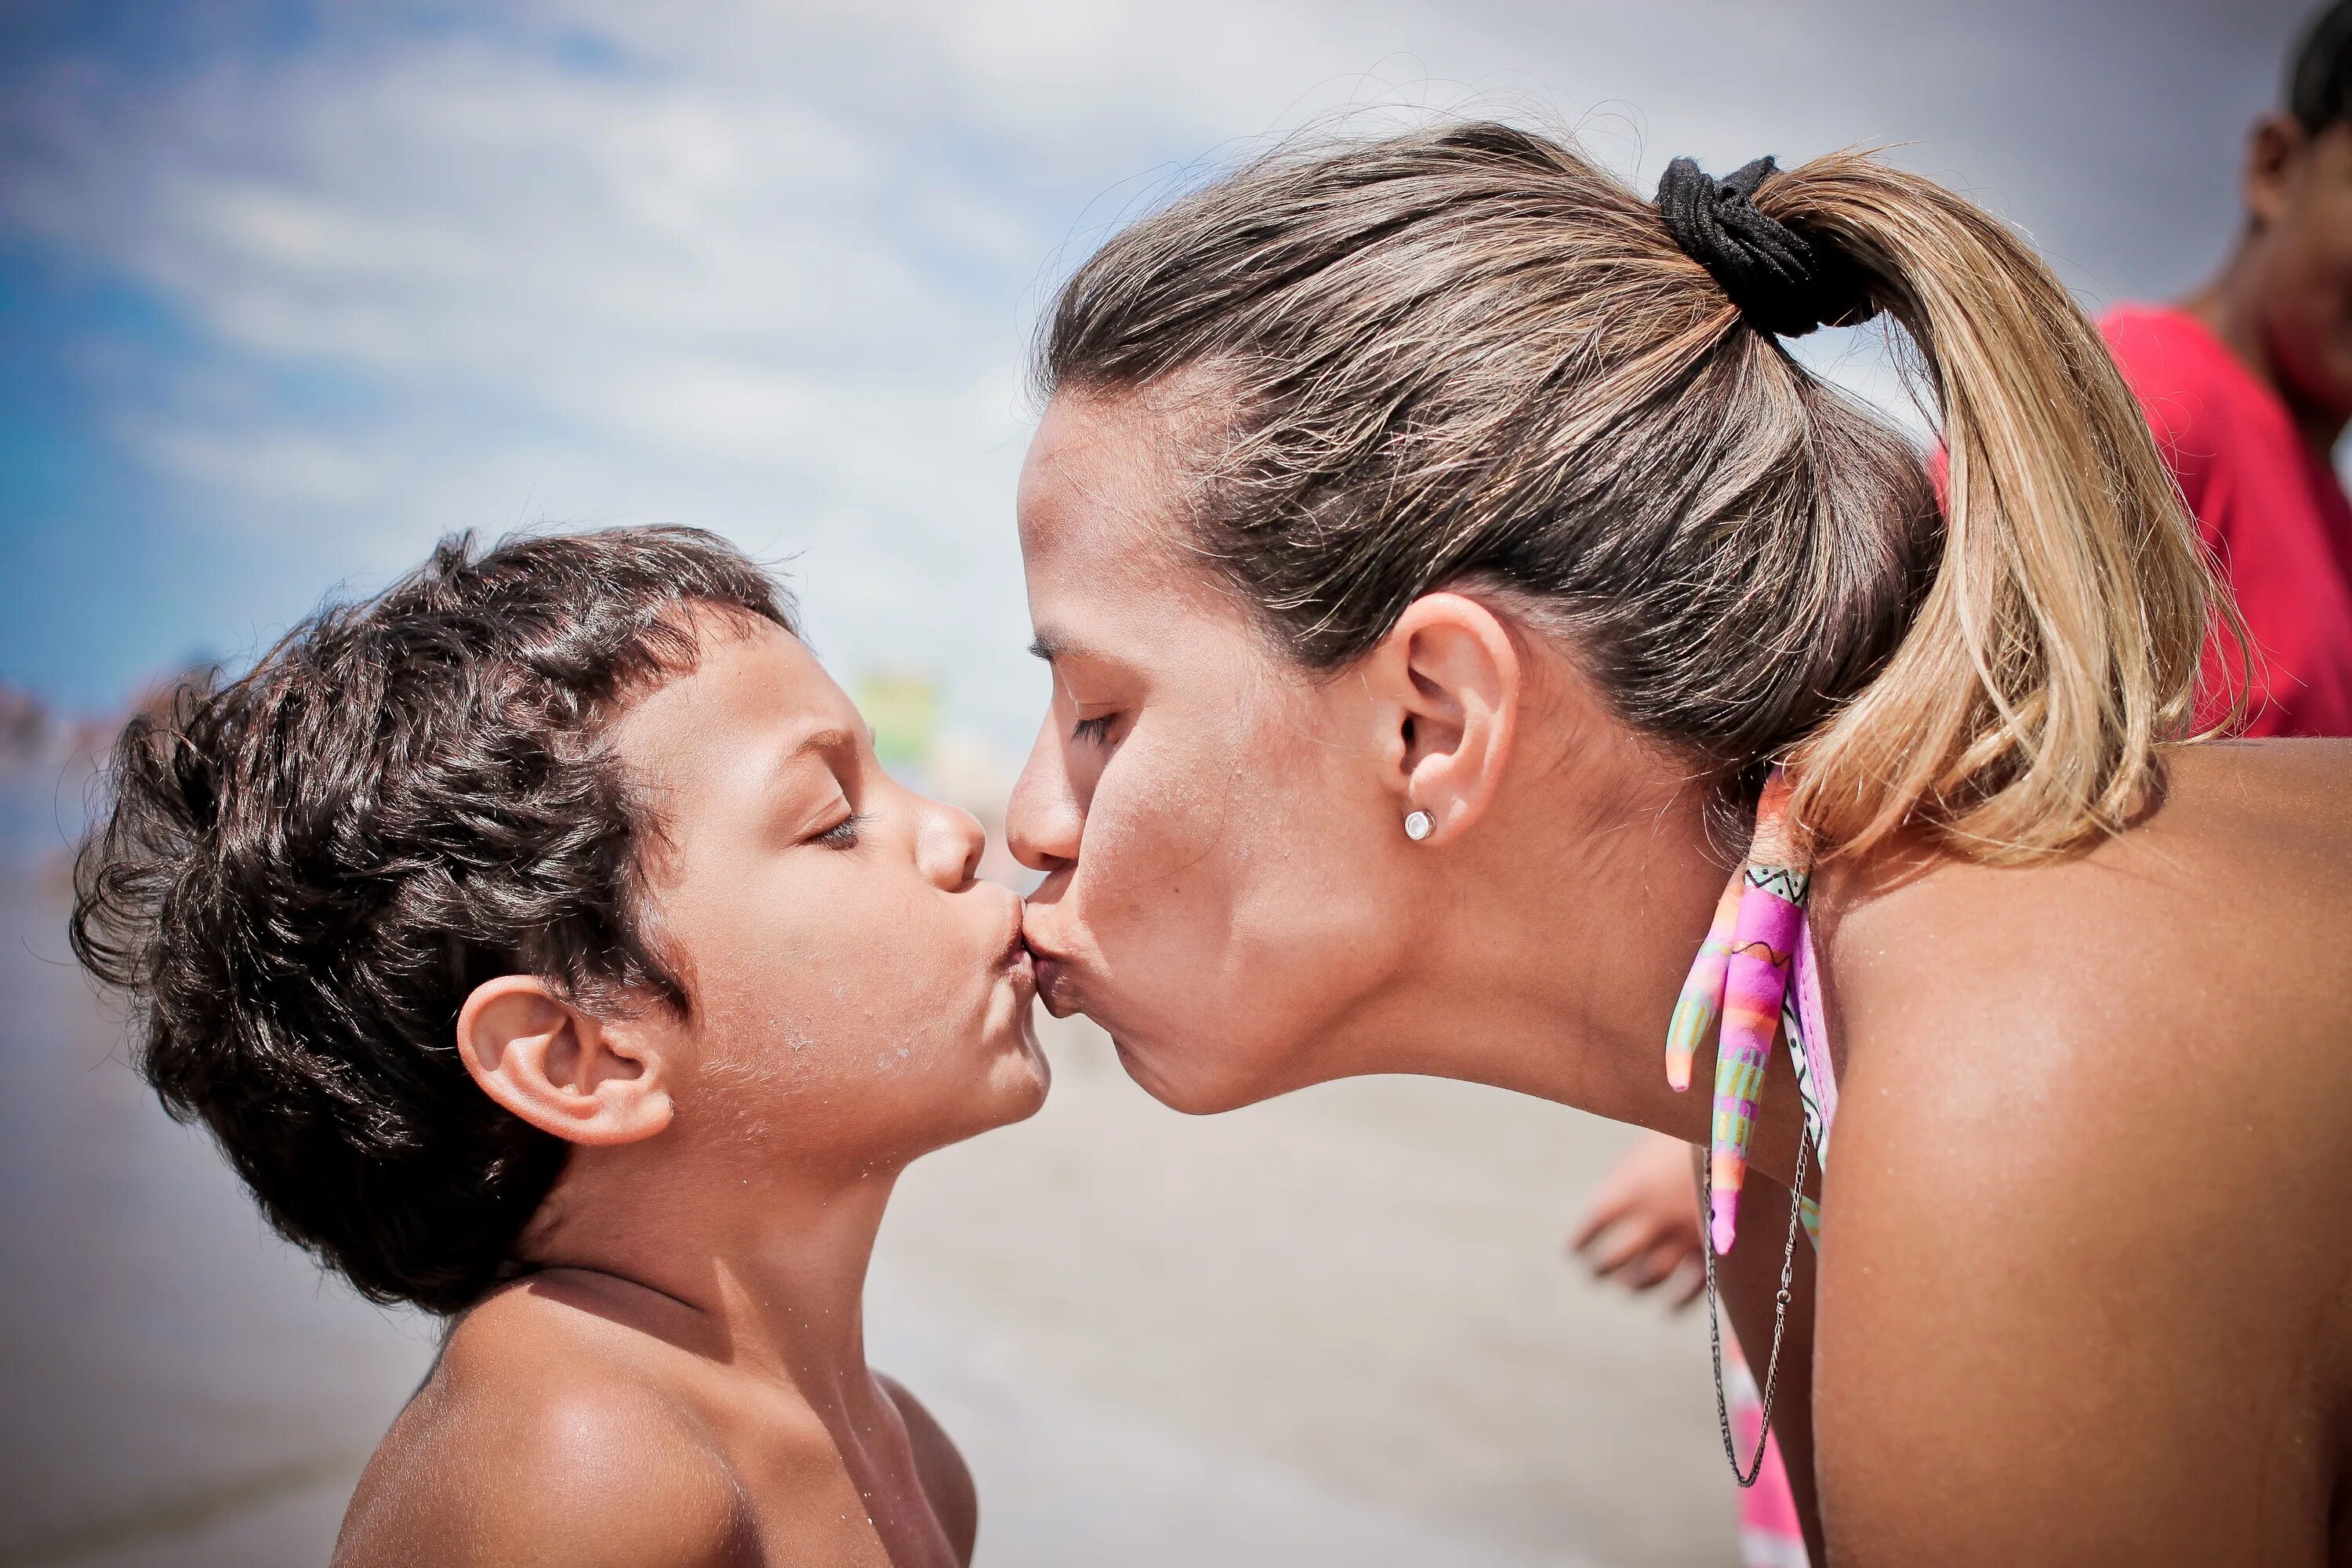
[916,796,987,888]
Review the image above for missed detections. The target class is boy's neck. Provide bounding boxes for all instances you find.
[519,1146,901,1401]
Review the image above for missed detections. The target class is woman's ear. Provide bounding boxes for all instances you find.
[456,975,674,1147]
[1363,591,1523,843]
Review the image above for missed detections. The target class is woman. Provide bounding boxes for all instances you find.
[1004,122,2352,1563]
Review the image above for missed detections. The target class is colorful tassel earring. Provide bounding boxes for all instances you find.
[1664,875,1742,1093]
[1664,766,1815,1253]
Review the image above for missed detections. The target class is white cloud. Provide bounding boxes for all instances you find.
[125,420,381,510]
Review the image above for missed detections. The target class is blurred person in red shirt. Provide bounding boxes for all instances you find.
[2110,0,2352,738]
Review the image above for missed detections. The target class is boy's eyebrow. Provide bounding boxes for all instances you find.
[790,727,859,760]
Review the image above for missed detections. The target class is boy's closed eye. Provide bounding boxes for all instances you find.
[770,724,868,849]
[814,812,867,849]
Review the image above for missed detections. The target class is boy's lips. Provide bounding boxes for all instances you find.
[1000,909,1037,988]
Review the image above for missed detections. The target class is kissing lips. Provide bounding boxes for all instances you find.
[999,908,1037,991]
[1020,935,1075,1016]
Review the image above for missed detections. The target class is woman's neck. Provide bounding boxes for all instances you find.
[1343,754,1813,1189]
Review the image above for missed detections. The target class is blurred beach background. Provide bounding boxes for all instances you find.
[0,1,2322,1563]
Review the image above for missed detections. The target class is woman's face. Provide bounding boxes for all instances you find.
[1008,391,1417,1112]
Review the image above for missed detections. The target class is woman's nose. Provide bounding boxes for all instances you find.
[1007,712,1080,873]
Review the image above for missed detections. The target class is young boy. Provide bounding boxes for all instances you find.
[70,527,1048,1566]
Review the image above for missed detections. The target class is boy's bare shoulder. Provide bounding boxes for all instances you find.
[877,1374,978,1565]
[334,1282,759,1568]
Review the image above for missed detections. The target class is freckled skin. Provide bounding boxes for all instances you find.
[1009,389,2352,1564]
[336,622,1044,1568]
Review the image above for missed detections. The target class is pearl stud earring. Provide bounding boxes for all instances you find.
[1403,809,1434,841]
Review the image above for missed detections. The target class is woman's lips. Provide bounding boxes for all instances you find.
[1019,936,1071,1012]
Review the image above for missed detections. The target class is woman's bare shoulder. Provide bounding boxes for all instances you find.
[1814,732,2352,1359]
[1818,734,2352,1182]
[1805,742,2352,1558]
[1822,739,2352,1079]
[2141,735,2352,880]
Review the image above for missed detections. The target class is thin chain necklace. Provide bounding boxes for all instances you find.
[1700,1130,1810,1486]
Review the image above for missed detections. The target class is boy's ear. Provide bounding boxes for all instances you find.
[456,975,673,1147]
[1359,590,1523,844]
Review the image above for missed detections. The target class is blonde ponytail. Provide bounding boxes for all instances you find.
[1762,153,2230,860]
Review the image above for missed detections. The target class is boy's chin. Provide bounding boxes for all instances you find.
[979,1018,1052,1124]
[906,1019,1051,1155]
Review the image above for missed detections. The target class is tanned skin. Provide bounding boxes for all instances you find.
[1007,389,2352,1565]
[335,618,1047,1567]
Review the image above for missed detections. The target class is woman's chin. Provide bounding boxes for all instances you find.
[1031,953,1080,1018]
[1030,955,1279,1114]
[1107,1031,1265,1117]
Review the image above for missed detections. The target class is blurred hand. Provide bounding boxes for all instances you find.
[1570,1130,1706,1309]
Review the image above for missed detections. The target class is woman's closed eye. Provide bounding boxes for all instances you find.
[1071,713,1117,746]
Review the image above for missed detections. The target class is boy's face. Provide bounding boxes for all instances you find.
[608,613,1046,1171]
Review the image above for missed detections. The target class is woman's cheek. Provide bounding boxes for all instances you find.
[1082,764,1231,937]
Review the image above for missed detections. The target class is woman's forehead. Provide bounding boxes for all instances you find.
[1022,398,1162,552]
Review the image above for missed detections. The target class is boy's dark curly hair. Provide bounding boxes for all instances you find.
[69,526,794,1314]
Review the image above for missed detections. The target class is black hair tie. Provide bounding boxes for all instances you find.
[1653,156,1875,338]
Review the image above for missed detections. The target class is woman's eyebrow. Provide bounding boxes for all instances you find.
[1028,629,1110,664]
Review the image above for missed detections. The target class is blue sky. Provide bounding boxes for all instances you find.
[0,0,2314,757]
